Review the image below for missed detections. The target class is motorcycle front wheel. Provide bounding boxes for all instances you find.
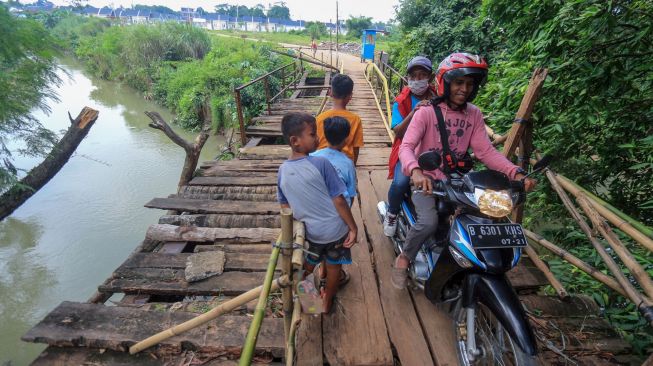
[451,299,538,366]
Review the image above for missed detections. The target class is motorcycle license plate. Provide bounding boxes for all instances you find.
[466,224,527,249]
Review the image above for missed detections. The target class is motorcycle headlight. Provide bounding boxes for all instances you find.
[474,188,513,218]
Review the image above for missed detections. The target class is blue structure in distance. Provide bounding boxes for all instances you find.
[361,29,378,62]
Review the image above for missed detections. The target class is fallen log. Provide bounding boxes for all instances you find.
[0,107,99,221]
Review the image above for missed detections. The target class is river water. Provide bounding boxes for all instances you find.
[0,58,222,365]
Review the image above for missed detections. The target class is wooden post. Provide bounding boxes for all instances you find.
[234,89,247,146]
[280,208,294,348]
[286,221,305,365]
[264,75,271,115]
[502,68,548,159]
[281,67,286,99]
[511,121,533,222]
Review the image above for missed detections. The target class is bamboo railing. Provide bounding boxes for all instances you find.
[486,105,653,325]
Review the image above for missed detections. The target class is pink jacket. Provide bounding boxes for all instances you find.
[399,101,520,181]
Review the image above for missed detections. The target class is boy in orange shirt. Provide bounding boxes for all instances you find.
[316,74,364,164]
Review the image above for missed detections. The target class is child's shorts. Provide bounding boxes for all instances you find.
[305,234,352,265]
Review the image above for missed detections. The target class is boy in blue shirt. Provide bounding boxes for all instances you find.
[311,116,357,206]
[277,112,358,314]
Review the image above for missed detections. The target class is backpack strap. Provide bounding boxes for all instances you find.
[433,105,456,173]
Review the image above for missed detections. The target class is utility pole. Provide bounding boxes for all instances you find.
[335,1,339,68]
[329,18,333,67]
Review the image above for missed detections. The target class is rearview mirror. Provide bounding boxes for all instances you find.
[418,151,441,171]
[532,155,553,171]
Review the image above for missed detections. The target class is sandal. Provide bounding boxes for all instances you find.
[313,263,351,291]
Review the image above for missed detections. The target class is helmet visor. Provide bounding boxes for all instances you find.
[442,67,488,86]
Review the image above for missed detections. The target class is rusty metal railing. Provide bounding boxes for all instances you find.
[234,61,304,145]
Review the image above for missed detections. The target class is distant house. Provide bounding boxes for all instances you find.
[265,17,282,32]
[282,19,305,32]
[115,8,138,23]
[80,6,100,17]
[180,7,195,22]
[94,6,115,18]
[245,16,265,32]
[210,14,231,30]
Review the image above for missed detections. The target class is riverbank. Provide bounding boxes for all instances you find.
[0,57,222,365]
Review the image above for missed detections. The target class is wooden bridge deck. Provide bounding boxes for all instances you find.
[23,55,637,365]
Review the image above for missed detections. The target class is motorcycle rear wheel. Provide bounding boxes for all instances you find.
[451,299,538,366]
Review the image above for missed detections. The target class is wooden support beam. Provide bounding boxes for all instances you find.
[502,68,548,159]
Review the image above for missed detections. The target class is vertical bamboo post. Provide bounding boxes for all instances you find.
[264,75,271,115]
[286,221,305,366]
[239,243,283,365]
[234,89,247,146]
[280,208,294,348]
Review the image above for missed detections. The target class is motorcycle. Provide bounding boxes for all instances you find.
[377,151,551,365]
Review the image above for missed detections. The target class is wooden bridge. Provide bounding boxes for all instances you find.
[21,50,643,365]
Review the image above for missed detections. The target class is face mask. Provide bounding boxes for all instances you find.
[408,79,429,95]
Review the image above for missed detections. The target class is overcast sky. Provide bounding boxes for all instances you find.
[44,0,401,22]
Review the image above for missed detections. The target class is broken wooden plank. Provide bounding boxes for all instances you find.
[159,214,280,228]
[239,145,290,160]
[145,198,280,215]
[118,252,274,272]
[358,170,435,366]
[321,201,394,366]
[145,224,279,243]
[519,294,599,317]
[22,301,284,358]
[32,347,284,366]
[189,176,277,186]
[99,271,270,296]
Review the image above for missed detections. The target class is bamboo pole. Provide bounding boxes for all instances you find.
[129,273,289,354]
[524,245,568,298]
[543,168,653,318]
[524,229,630,299]
[280,209,294,349]
[556,175,653,250]
[577,194,653,300]
[239,239,284,365]
[286,221,305,366]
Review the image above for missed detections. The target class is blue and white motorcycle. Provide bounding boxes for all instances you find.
[377,152,551,366]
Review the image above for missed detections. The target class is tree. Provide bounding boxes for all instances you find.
[305,21,327,40]
[267,5,290,20]
[0,5,60,192]
[345,16,372,38]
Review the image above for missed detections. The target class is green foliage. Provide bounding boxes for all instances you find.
[395,0,653,354]
[0,5,60,191]
[132,4,176,15]
[345,16,373,39]
[267,5,290,20]
[51,14,287,132]
[305,21,327,40]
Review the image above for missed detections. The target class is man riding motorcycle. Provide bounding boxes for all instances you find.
[391,52,537,289]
